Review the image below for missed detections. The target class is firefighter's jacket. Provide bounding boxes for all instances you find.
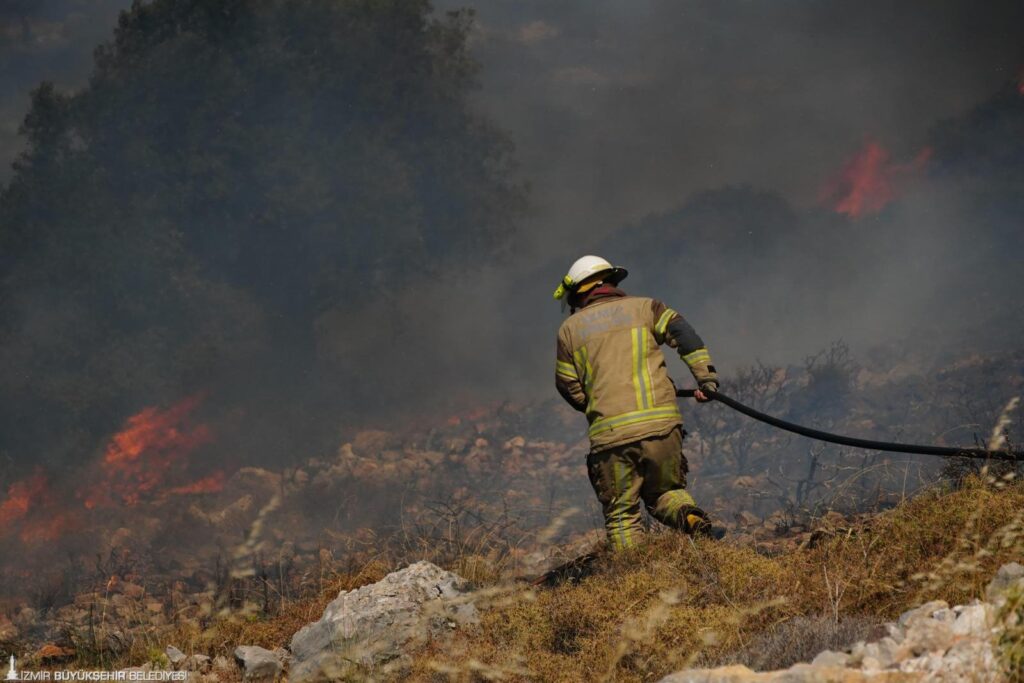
[555,286,718,451]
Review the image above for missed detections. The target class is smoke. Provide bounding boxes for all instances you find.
[0,0,1022,516]
[449,0,1024,370]
[437,0,1023,241]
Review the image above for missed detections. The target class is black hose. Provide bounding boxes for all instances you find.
[676,388,1022,461]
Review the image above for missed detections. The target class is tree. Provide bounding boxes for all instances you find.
[0,0,525,468]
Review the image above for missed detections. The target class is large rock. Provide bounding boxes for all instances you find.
[659,564,1020,683]
[658,664,902,682]
[289,561,477,681]
[233,645,284,682]
[165,646,187,668]
[986,562,1024,603]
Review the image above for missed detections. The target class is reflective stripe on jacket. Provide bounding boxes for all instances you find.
[555,286,717,451]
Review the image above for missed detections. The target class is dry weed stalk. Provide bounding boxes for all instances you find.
[989,397,1020,452]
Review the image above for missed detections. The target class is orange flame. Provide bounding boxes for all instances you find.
[0,472,48,525]
[82,394,213,508]
[167,471,226,496]
[446,406,492,427]
[821,139,931,218]
[18,512,78,543]
[0,471,79,543]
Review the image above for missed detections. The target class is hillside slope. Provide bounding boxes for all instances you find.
[397,476,1024,681]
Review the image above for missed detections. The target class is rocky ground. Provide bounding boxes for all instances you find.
[94,559,1024,682]
[661,576,1014,682]
[0,504,868,668]
[1,345,1021,678]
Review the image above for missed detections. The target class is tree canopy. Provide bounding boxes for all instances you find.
[0,0,524,467]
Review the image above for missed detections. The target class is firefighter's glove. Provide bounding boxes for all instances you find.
[695,381,718,402]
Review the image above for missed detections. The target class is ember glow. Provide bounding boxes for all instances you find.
[0,395,221,546]
[17,510,78,543]
[167,470,226,496]
[0,472,48,525]
[81,394,214,508]
[0,471,78,543]
[446,406,492,427]
[821,139,932,218]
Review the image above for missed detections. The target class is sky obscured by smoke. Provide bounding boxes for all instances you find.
[6,1,1023,233]
[430,0,1024,384]
[1,0,1022,457]
[435,0,1024,243]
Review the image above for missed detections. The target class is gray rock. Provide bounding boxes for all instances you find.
[951,602,990,637]
[899,651,944,674]
[659,567,1014,682]
[164,645,186,668]
[289,561,477,682]
[903,618,954,656]
[182,654,211,673]
[845,640,867,666]
[884,622,905,642]
[781,664,852,682]
[809,649,848,667]
[860,636,903,669]
[897,599,948,628]
[657,665,756,682]
[234,645,283,682]
[986,562,1024,602]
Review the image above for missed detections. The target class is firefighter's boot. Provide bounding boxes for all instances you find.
[681,506,726,540]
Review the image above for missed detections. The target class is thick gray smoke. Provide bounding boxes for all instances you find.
[0,0,1022,479]
[430,0,1024,375]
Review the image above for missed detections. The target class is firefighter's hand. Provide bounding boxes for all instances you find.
[695,382,718,402]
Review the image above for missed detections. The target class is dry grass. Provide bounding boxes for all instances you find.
[702,613,883,670]
[53,559,395,673]
[58,473,1024,681]
[402,474,1024,682]
[999,582,1024,682]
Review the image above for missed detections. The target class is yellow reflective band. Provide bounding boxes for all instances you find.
[575,346,595,413]
[553,274,576,300]
[630,327,656,410]
[612,460,630,550]
[655,309,676,337]
[631,327,645,409]
[682,348,711,366]
[556,360,578,380]
[588,406,682,437]
[641,330,656,408]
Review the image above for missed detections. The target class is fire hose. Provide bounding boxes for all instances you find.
[676,388,1023,461]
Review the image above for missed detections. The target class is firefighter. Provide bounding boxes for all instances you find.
[553,255,725,549]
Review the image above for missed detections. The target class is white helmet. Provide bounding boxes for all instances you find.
[552,255,628,300]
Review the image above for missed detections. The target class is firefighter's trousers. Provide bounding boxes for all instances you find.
[586,426,699,550]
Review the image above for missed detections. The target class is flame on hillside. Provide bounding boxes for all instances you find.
[167,471,226,496]
[0,472,46,525]
[80,394,215,509]
[821,139,931,218]
[446,406,493,427]
[0,395,223,546]
[0,471,79,543]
